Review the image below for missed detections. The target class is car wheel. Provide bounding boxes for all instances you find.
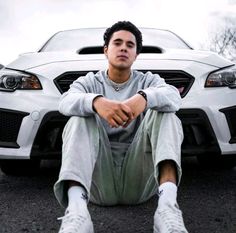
[0,159,41,176]
[197,154,236,169]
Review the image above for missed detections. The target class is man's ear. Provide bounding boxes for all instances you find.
[104,46,108,57]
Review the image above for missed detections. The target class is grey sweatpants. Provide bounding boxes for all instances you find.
[54,110,183,207]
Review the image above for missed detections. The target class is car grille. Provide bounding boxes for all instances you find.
[31,111,69,159]
[176,109,220,155]
[54,70,194,97]
[0,109,29,148]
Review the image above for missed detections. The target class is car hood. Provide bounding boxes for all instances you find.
[7,49,233,71]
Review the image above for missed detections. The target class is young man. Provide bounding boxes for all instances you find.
[54,21,188,233]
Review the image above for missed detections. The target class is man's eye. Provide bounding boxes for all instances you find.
[127,43,135,48]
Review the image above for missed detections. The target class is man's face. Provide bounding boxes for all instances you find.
[104,30,138,70]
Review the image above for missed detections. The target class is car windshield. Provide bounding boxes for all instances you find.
[39,28,192,52]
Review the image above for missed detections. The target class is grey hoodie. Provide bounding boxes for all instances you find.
[59,70,181,144]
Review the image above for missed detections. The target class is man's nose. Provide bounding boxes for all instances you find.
[120,43,127,51]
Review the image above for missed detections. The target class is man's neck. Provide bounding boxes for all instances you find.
[107,68,131,83]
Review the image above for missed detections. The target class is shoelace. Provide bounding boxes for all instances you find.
[58,212,87,233]
[157,204,188,233]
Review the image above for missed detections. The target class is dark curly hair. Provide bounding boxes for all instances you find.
[103,21,143,54]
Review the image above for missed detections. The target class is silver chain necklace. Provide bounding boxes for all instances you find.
[107,73,132,92]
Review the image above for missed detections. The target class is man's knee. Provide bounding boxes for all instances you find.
[141,110,164,130]
[62,115,98,142]
[65,115,97,130]
[163,113,183,139]
[162,112,182,125]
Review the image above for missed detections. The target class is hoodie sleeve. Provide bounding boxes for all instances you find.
[58,72,102,116]
[139,72,182,112]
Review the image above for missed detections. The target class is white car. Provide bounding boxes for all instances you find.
[0,28,235,174]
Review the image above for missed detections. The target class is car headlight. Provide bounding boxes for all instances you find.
[0,69,42,92]
[205,66,236,88]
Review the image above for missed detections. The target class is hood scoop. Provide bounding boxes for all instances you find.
[77,46,163,55]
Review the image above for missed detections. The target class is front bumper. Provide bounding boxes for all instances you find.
[0,107,68,159]
[0,105,236,160]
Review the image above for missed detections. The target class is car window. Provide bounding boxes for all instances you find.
[39,28,191,52]
[142,29,192,50]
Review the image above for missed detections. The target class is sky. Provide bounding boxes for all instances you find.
[0,0,236,65]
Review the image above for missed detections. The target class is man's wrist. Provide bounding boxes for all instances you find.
[137,90,147,101]
[92,95,103,113]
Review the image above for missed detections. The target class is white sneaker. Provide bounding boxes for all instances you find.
[154,203,188,233]
[58,210,94,233]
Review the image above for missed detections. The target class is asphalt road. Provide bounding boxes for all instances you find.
[0,157,235,233]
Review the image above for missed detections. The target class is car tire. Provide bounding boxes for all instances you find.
[197,154,236,169]
[0,159,41,176]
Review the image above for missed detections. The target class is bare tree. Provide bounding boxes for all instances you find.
[208,17,236,61]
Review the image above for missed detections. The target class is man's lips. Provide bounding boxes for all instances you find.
[117,55,128,59]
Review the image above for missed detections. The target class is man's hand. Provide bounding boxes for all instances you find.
[93,94,147,128]
[93,97,134,128]
[123,94,147,121]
